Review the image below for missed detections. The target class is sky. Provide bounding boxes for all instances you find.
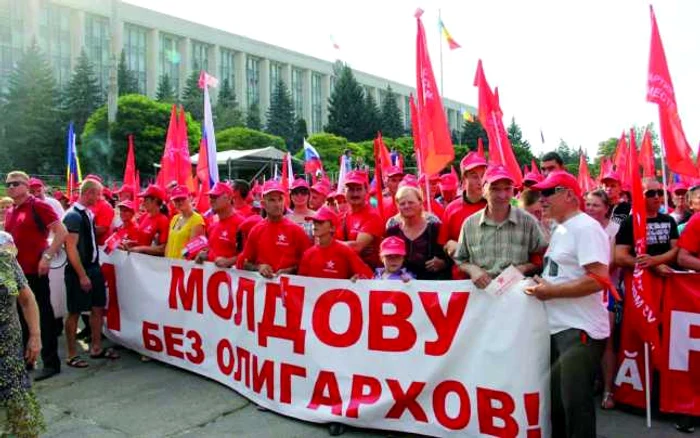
[127,0,700,158]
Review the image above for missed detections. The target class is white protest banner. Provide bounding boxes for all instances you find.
[101,251,551,437]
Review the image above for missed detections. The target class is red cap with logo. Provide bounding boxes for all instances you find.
[484,165,515,185]
[600,171,621,183]
[117,200,136,211]
[399,174,420,189]
[523,172,544,185]
[306,206,338,226]
[385,166,404,178]
[345,170,368,186]
[262,180,285,196]
[28,177,43,187]
[115,184,134,195]
[291,178,310,191]
[138,184,167,202]
[439,173,458,191]
[380,236,406,257]
[207,182,234,197]
[671,182,689,194]
[531,170,582,198]
[169,185,190,201]
[311,182,331,196]
[460,152,488,174]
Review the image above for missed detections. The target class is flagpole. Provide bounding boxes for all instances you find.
[644,342,652,428]
[438,9,444,95]
[659,138,669,212]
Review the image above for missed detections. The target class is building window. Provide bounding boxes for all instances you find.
[404,95,410,130]
[330,76,336,93]
[159,33,180,95]
[123,23,147,93]
[84,13,111,91]
[246,56,259,109]
[378,88,387,106]
[38,2,71,88]
[219,48,235,90]
[269,61,281,99]
[291,68,303,118]
[311,73,322,133]
[0,0,24,90]
[191,40,209,72]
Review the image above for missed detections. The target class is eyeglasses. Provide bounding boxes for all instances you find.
[644,189,665,198]
[540,187,566,198]
[5,181,25,188]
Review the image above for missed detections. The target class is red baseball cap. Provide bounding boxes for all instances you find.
[439,173,458,191]
[115,184,134,195]
[207,182,234,197]
[399,174,420,189]
[345,170,368,186]
[103,187,113,198]
[117,200,135,211]
[385,166,404,178]
[291,178,310,191]
[671,182,689,194]
[28,177,43,187]
[460,152,488,174]
[262,180,285,196]
[484,165,514,185]
[531,170,582,198]
[169,185,190,201]
[53,190,65,200]
[138,184,167,202]
[306,206,338,226]
[523,172,544,185]
[601,171,621,183]
[380,236,406,257]
[84,174,103,183]
[311,183,331,196]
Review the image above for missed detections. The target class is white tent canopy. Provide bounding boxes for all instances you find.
[190,146,287,165]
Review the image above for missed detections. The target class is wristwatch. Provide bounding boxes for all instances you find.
[42,252,53,261]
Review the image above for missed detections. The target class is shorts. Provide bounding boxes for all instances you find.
[65,264,107,314]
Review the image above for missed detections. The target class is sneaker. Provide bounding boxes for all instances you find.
[34,367,60,382]
[329,423,346,436]
[676,415,695,433]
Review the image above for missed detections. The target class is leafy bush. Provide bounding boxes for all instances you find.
[217,127,286,152]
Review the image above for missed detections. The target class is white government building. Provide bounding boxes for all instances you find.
[0,0,473,135]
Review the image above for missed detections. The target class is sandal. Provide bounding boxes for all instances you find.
[601,392,615,410]
[90,348,120,360]
[66,355,89,368]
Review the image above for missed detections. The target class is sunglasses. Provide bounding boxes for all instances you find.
[540,187,566,198]
[644,189,665,198]
[5,181,25,188]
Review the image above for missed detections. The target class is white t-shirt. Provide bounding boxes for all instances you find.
[44,196,65,220]
[542,212,611,339]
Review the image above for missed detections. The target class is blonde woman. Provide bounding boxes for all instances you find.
[0,197,13,230]
[385,181,448,280]
[164,186,205,259]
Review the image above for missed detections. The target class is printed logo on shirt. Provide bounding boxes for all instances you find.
[543,256,559,277]
[323,260,338,274]
[277,233,289,246]
[646,221,671,246]
[352,221,361,231]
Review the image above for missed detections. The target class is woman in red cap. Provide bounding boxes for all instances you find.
[287,178,315,240]
[164,186,205,259]
[124,185,170,256]
[298,206,372,279]
[108,201,140,251]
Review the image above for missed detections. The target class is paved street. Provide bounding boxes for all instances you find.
[1,339,694,438]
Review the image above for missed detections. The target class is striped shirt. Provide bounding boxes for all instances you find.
[453,206,548,277]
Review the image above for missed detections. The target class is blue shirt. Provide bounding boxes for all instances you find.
[373,267,415,280]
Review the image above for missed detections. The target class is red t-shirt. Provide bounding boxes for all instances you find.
[678,213,700,254]
[336,204,384,268]
[5,197,59,274]
[427,199,445,222]
[135,212,170,246]
[298,240,374,279]
[237,217,311,272]
[438,197,487,245]
[382,196,398,222]
[234,203,256,218]
[90,198,115,245]
[207,213,243,260]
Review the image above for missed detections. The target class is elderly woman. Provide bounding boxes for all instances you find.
[385,181,448,280]
[0,231,45,437]
[0,197,13,230]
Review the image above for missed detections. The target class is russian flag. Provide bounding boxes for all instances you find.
[199,70,219,184]
[303,139,324,175]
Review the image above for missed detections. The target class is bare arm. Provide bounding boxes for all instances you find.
[17,285,41,363]
[615,244,636,269]
[342,232,375,253]
[131,244,165,256]
[65,233,88,279]
[527,262,609,300]
[46,221,68,256]
[678,248,700,271]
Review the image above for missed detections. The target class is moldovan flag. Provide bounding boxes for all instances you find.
[438,18,460,50]
[415,9,454,177]
[647,6,697,177]
[65,122,82,196]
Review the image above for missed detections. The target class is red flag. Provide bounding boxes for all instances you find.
[178,106,195,191]
[613,132,629,186]
[373,134,386,221]
[415,9,454,176]
[195,137,211,213]
[124,135,139,211]
[409,94,423,174]
[477,138,485,159]
[530,159,541,176]
[639,128,656,179]
[157,104,179,188]
[627,129,662,365]
[473,60,522,186]
[577,150,596,193]
[598,157,613,182]
[647,6,697,177]
[376,132,393,175]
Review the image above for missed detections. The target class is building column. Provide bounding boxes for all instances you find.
[321,74,331,128]
[259,58,270,124]
[24,0,40,47]
[372,87,380,105]
[146,29,159,97]
[302,69,312,126]
[209,44,220,104]
[179,37,191,93]
[281,63,291,88]
[69,10,86,69]
[234,51,247,112]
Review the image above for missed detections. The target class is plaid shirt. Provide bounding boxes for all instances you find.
[453,206,548,277]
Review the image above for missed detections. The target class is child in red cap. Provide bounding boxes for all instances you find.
[374,236,414,281]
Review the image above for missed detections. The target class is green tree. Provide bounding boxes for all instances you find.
[380,86,403,138]
[461,118,488,151]
[363,91,381,140]
[265,80,296,151]
[292,118,308,154]
[64,49,104,136]
[325,64,366,142]
[216,126,286,151]
[81,94,200,178]
[506,117,535,167]
[180,70,203,121]
[214,78,243,130]
[117,49,139,95]
[246,103,262,130]
[156,74,175,103]
[0,43,64,174]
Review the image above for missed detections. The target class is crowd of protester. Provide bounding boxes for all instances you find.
[1,148,699,437]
